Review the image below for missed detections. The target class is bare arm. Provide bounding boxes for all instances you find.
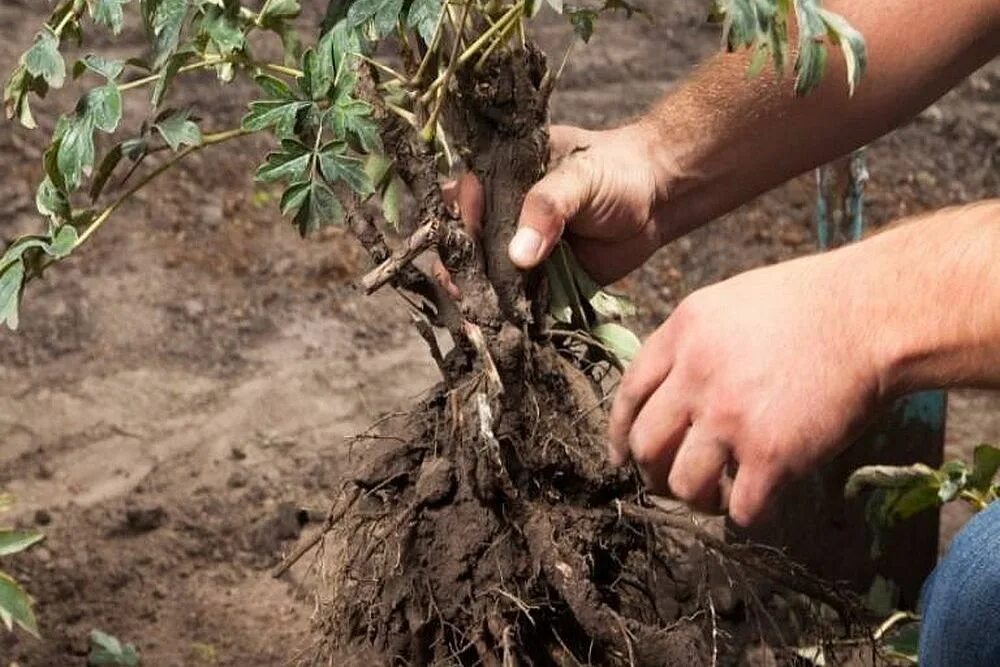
[648,0,1000,239]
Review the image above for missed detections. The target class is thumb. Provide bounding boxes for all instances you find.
[510,164,586,269]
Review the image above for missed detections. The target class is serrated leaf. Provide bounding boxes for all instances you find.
[21,29,66,89]
[142,0,190,69]
[89,629,140,667]
[201,3,245,56]
[407,0,442,43]
[0,261,25,331]
[291,179,344,236]
[254,142,310,183]
[301,48,333,100]
[819,8,866,96]
[347,0,404,39]
[0,570,38,637]
[241,99,310,136]
[89,0,131,34]
[318,143,372,196]
[0,531,44,557]
[592,323,641,364]
[154,110,202,151]
[326,98,380,152]
[279,180,310,215]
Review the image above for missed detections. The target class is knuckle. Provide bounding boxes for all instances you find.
[522,188,564,227]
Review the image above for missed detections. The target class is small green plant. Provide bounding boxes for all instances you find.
[847,444,1000,557]
[0,493,44,638]
[89,629,142,666]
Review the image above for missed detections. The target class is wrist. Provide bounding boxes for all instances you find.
[851,202,1000,399]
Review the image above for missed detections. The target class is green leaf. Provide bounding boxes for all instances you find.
[347,0,404,39]
[151,50,194,107]
[792,0,828,96]
[36,177,71,222]
[141,0,190,69]
[89,629,141,667]
[241,99,310,136]
[21,29,66,89]
[326,98,380,152]
[0,570,38,637]
[0,260,25,331]
[969,445,1000,494]
[253,74,295,100]
[566,8,598,42]
[563,248,636,320]
[58,115,97,190]
[74,55,125,81]
[254,141,311,183]
[154,110,202,151]
[293,179,344,236]
[545,255,575,325]
[279,180,310,215]
[201,3,245,56]
[592,323,641,364]
[89,0,131,34]
[258,0,300,24]
[407,0,442,43]
[84,82,124,133]
[318,143,372,195]
[0,531,44,557]
[819,8,866,96]
[4,66,42,129]
[301,47,333,100]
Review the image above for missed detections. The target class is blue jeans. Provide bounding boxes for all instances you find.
[920,500,1000,665]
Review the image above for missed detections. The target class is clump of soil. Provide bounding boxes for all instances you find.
[296,44,861,666]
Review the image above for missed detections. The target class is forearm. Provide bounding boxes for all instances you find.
[836,201,1000,396]
[637,0,1000,240]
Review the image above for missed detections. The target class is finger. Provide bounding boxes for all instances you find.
[608,321,678,465]
[667,424,730,514]
[728,464,783,527]
[441,173,485,239]
[625,373,692,494]
[432,259,461,300]
[511,163,588,269]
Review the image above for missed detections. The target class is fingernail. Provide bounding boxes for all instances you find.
[509,228,543,267]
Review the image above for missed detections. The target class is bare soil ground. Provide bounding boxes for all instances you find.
[0,1,997,664]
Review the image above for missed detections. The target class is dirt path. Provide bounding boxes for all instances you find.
[0,1,997,664]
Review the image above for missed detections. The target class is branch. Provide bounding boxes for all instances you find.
[360,220,438,293]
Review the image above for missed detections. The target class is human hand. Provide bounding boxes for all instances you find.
[608,251,888,526]
[509,124,669,284]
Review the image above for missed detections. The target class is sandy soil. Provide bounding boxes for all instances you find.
[0,1,997,664]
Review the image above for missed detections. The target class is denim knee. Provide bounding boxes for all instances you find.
[920,501,1000,666]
